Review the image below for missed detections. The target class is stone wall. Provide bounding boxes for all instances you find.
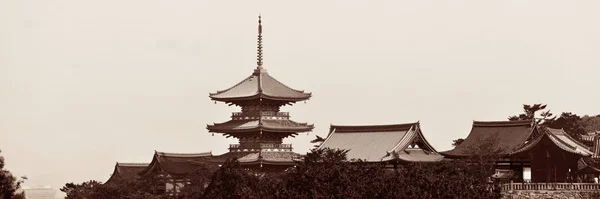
[502,190,600,199]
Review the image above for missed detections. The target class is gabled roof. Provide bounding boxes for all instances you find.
[510,128,593,156]
[209,67,311,103]
[207,118,314,134]
[138,151,213,177]
[441,120,536,158]
[105,162,149,184]
[318,122,443,163]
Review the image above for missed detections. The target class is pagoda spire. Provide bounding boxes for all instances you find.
[256,15,263,69]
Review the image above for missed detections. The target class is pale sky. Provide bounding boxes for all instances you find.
[1,0,599,197]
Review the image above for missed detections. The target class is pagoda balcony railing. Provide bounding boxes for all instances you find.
[229,143,293,152]
[231,112,290,120]
[501,182,600,191]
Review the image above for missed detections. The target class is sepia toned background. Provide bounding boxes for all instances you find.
[1,0,599,197]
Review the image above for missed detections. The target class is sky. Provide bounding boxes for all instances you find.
[1,0,600,197]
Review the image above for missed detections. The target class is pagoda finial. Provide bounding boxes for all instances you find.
[256,15,263,68]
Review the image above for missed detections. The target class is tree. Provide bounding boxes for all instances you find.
[508,104,555,125]
[280,148,387,199]
[61,180,105,199]
[463,133,507,183]
[546,112,587,141]
[0,150,26,199]
[310,135,326,148]
[201,159,264,199]
[452,138,465,147]
[178,162,218,199]
[579,115,600,133]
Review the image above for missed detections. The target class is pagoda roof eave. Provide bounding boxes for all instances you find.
[206,119,314,134]
[208,67,312,103]
[209,93,311,103]
[207,126,314,134]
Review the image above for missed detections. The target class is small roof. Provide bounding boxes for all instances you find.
[582,131,600,142]
[209,67,311,103]
[138,151,213,177]
[511,128,593,157]
[441,120,536,158]
[207,119,314,134]
[578,158,600,174]
[105,162,149,184]
[319,122,443,162]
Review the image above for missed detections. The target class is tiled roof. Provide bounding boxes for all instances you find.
[105,162,149,184]
[207,119,314,133]
[511,128,593,157]
[209,67,311,102]
[582,131,600,142]
[208,151,300,165]
[139,151,213,177]
[319,122,443,162]
[441,120,536,158]
[386,149,444,162]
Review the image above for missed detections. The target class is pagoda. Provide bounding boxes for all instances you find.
[206,16,314,171]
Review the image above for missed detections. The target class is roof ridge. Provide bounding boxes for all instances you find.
[156,151,213,157]
[331,122,419,128]
[116,162,149,166]
[331,122,418,132]
[473,120,534,127]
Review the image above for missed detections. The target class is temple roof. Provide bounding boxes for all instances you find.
[441,120,536,158]
[511,128,593,156]
[319,122,443,163]
[207,118,314,134]
[206,151,300,166]
[138,151,213,177]
[105,162,149,184]
[582,131,600,142]
[209,68,311,103]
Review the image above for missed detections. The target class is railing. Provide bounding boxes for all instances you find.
[259,143,292,149]
[229,143,293,152]
[231,112,290,119]
[501,183,600,191]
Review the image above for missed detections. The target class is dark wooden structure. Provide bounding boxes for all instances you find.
[105,162,149,185]
[442,120,594,183]
[319,122,443,163]
[137,151,212,196]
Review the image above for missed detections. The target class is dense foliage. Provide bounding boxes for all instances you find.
[0,150,26,199]
[64,148,501,199]
[505,104,600,145]
[203,148,501,199]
